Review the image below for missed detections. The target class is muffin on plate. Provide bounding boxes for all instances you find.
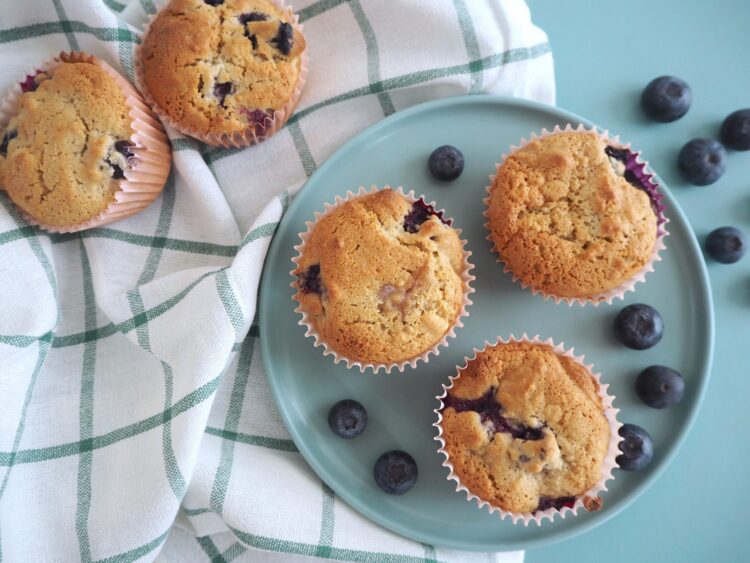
[435,336,621,524]
[484,127,667,305]
[0,52,171,232]
[137,0,307,147]
[292,187,474,373]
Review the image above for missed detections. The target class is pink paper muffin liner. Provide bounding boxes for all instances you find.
[483,123,669,306]
[291,185,476,374]
[434,334,623,525]
[0,51,172,233]
[134,0,308,148]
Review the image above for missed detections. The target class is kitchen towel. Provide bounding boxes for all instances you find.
[0,0,553,560]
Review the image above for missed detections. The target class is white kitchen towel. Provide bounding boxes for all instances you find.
[0,0,554,561]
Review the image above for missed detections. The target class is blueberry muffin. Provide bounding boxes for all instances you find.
[0,62,135,227]
[293,188,470,368]
[485,130,660,301]
[139,0,306,144]
[438,341,611,514]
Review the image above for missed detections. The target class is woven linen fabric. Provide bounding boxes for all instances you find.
[0,0,554,561]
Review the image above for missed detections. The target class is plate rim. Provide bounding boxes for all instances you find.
[259,93,715,551]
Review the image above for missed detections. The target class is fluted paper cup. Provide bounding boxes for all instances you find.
[135,0,308,148]
[0,51,171,233]
[483,124,669,306]
[291,186,475,374]
[434,334,622,525]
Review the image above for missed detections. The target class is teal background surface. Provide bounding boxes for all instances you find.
[525,1,749,562]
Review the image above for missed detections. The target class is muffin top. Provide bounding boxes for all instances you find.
[0,62,133,227]
[294,189,467,366]
[486,131,658,299]
[140,0,306,138]
[439,341,610,514]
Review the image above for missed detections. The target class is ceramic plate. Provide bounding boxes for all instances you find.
[259,95,714,551]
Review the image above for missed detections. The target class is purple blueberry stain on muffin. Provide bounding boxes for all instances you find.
[604,144,665,225]
[534,495,576,513]
[240,107,271,135]
[442,387,544,441]
[0,130,17,157]
[403,200,451,233]
[299,264,323,295]
[19,71,48,93]
[270,22,294,55]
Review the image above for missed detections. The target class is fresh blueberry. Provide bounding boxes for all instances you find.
[678,138,727,186]
[428,145,464,182]
[720,109,750,151]
[641,76,692,122]
[705,226,747,264]
[238,12,268,24]
[614,303,664,350]
[616,423,654,471]
[373,450,418,495]
[299,264,323,294]
[270,22,294,56]
[0,130,17,157]
[328,399,367,439]
[535,496,576,513]
[636,365,685,409]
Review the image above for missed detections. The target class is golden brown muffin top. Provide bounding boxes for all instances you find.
[440,341,610,514]
[140,0,305,137]
[486,131,657,299]
[0,62,133,227]
[294,189,467,366]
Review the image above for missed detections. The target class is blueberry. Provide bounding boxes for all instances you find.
[20,74,39,93]
[428,145,464,181]
[614,303,664,350]
[641,76,692,122]
[0,130,18,157]
[110,163,125,180]
[213,81,233,106]
[270,22,294,56]
[203,0,224,6]
[114,140,134,158]
[616,423,654,471]
[705,226,747,264]
[678,138,727,186]
[535,496,576,513]
[373,450,418,495]
[238,12,268,24]
[299,264,323,294]
[636,365,685,409]
[402,200,449,233]
[720,109,750,151]
[240,108,270,134]
[328,399,367,439]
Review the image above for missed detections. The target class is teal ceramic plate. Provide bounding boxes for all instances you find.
[259,95,714,551]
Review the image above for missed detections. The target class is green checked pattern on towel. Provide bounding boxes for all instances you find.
[0,0,553,561]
